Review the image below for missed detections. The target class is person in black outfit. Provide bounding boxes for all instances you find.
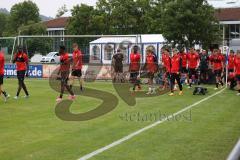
[112,49,124,83]
[199,50,209,84]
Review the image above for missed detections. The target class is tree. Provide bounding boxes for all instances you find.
[18,22,51,56]
[68,0,159,35]
[0,13,8,36]
[133,0,154,34]
[67,4,107,34]
[56,4,68,18]
[161,0,220,48]
[96,0,112,34]
[96,0,156,34]
[18,21,46,35]
[9,0,40,34]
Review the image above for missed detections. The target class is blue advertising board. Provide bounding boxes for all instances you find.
[4,64,43,78]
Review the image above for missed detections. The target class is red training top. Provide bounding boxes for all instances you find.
[146,53,158,73]
[129,52,141,72]
[162,53,171,72]
[72,49,83,70]
[180,52,187,68]
[228,55,235,70]
[209,54,224,71]
[170,54,181,74]
[60,53,70,72]
[14,52,28,71]
[0,52,4,75]
[234,56,240,75]
[187,52,199,69]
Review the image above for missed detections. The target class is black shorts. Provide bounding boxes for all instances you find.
[0,75,3,85]
[147,72,155,79]
[189,68,197,78]
[114,65,123,73]
[228,69,234,73]
[200,68,208,74]
[181,67,188,73]
[72,69,82,77]
[236,75,240,81]
[17,70,26,81]
[130,72,138,80]
[214,70,222,77]
[165,72,170,79]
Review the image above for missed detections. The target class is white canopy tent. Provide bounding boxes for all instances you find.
[89,34,166,64]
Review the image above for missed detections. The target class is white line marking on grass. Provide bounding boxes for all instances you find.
[227,139,240,160]
[78,88,226,160]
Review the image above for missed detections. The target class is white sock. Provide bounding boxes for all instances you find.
[148,87,152,92]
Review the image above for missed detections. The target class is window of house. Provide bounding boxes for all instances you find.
[236,24,240,38]
[230,24,236,39]
[92,45,100,60]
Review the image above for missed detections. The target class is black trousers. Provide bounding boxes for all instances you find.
[16,70,29,96]
[170,73,183,92]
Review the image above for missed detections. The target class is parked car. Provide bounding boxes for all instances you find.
[30,54,43,63]
[41,52,60,63]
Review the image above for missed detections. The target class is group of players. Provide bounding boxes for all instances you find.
[0,43,83,103]
[123,46,240,96]
[1,43,240,103]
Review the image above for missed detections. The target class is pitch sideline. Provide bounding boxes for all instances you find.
[78,88,226,160]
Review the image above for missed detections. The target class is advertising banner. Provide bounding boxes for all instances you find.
[4,64,43,78]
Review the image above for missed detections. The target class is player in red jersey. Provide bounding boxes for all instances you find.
[179,49,188,74]
[129,46,141,92]
[228,50,235,73]
[13,46,29,99]
[0,49,10,102]
[161,48,171,89]
[234,50,240,96]
[69,43,83,91]
[169,48,183,96]
[209,49,224,90]
[187,48,199,88]
[143,47,158,95]
[227,50,235,89]
[56,46,75,102]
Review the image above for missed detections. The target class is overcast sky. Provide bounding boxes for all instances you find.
[0,0,98,17]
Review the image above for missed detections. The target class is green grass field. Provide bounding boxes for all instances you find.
[0,79,240,160]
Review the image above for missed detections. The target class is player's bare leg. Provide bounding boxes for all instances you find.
[78,77,83,91]
[69,75,83,92]
[0,85,10,102]
[237,81,240,96]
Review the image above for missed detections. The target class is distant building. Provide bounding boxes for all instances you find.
[43,17,69,36]
[43,17,71,52]
[215,8,240,46]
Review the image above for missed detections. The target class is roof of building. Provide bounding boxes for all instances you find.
[43,17,69,28]
[215,8,240,21]
[90,34,166,44]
